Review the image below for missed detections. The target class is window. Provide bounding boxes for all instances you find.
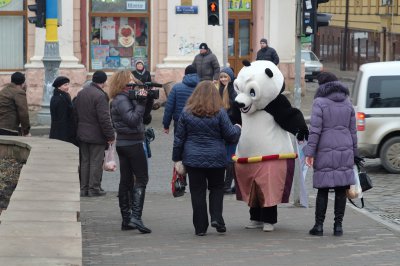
[367,76,400,108]
[89,0,150,71]
[0,0,26,70]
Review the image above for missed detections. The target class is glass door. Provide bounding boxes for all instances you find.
[228,17,252,76]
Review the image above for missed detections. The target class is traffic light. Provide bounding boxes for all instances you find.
[28,0,46,28]
[207,0,219,26]
[315,0,331,29]
[302,0,331,36]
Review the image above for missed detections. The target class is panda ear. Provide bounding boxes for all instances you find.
[265,68,273,78]
[242,60,251,67]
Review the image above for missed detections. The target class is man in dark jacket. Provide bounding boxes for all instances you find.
[0,72,30,136]
[74,70,115,197]
[192,43,220,82]
[256,38,280,65]
[163,65,199,134]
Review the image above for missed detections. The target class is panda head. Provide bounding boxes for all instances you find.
[234,60,284,115]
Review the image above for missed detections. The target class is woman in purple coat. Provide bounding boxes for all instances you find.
[304,72,358,237]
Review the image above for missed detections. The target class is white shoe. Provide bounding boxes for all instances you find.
[245,220,263,229]
[263,223,274,232]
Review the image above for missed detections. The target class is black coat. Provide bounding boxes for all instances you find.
[256,46,280,65]
[132,69,152,84]
[50,88,77,145]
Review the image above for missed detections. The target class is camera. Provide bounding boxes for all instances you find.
[127,82,162,101]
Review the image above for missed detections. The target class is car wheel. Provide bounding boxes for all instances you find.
[307,78,313,82]
[380,136,400,174]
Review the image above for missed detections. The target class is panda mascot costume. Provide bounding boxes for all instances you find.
[233,60,308,232]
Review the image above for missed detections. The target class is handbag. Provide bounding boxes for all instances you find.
[348,165,373,208]
[103,142,117,172]
[171,167,187,197]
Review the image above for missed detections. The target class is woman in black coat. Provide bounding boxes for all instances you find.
[132,59,151,83]
[49,76,76,145]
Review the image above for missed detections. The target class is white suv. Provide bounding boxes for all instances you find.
[351,61,400,173]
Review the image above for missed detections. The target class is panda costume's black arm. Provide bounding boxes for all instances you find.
[264,94,309,141]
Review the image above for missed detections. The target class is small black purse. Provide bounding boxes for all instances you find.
[348,167,373,208]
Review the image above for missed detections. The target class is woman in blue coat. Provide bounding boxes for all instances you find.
[173,81,241,236]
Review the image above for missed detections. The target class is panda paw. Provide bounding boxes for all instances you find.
[296,128,309,141]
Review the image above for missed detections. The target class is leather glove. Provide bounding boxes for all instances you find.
[296,127,309,141]
[354,156,365,168]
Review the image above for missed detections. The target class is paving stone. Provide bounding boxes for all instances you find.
[0,221,81,237]
[1,210,79,222]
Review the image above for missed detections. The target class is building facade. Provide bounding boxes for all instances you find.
[0,0,298,110]
[317,0,400,70]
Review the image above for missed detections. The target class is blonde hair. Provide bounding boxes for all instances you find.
[185,80,223,117]
[219,72,231,109]
[108,70,142,99]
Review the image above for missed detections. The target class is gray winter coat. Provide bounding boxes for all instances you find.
[192,49,220,81]
[303,81,357,189]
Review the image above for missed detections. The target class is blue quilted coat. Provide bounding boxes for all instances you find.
[172,108,241,168]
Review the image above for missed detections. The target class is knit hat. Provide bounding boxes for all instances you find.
[135,59,144,67]
[199,43,208,50]
[92,70,108,84]
[52,76,70,88]
[317,72,338,85]
[184,65,197,75]
[11,72,25,85]
[220,67,234,81]
[260,38,268,44]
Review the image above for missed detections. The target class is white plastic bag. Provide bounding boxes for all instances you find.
[347,166,363,199]
[103,143,117,172]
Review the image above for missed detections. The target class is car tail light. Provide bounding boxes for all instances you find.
[357,112,365,131]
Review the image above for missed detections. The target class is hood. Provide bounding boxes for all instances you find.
[183,73,199,87]
[314,81,349,102]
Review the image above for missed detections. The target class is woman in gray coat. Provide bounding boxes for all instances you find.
[304,72,358,237]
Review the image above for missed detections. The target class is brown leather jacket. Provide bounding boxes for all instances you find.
[0,83,30,135]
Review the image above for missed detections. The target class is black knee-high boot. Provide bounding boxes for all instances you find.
[118,192,137,231]
[334,188,347,236]
[130,186,152,234]
[309,189,328,236]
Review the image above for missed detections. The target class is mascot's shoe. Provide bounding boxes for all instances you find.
[262,223,274,232]
[309,224,324,236]
[211,221,226,233]
[245,220,263,229]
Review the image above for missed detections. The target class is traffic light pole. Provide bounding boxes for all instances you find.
[37,0,61,125]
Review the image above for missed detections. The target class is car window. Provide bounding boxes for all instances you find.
[301,52,311,61]
[366,75,400,108]
[309,52,318,61]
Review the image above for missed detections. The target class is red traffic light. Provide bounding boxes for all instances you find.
[210,2,217,12]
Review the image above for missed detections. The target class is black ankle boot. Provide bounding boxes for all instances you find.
[130,187,152,234]
[309,224,323,236]
[118,192,137,231]
[333,223,343,236]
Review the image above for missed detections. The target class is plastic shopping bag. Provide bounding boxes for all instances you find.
[346,166,363,199]
[103,143,117,172]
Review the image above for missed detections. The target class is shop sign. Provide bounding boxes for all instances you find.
[228,0,251,12]
[126,0,146,11]
[175,5,198,14]
[0,0,12,8]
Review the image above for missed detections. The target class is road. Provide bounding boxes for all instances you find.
[102,83,400,230]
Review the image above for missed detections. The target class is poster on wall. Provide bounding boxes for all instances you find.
[101,21,116,40]
[105,56,121,68]
[228,0,251,11]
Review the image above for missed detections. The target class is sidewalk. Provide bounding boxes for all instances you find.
[81,192,400,265]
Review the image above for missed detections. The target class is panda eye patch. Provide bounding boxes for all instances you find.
[250,89,256,97]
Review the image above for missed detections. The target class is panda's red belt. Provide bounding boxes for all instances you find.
[232,153,298,163]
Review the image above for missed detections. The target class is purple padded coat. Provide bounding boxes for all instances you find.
[303,81,357,189]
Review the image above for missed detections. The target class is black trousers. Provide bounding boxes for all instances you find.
[186,166,225,234]
[249,205,278,224]
[116,144,149,195]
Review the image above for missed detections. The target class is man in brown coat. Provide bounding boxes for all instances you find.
[74,70,115,197]
[0,72,30,136]
[192,43,220,82]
